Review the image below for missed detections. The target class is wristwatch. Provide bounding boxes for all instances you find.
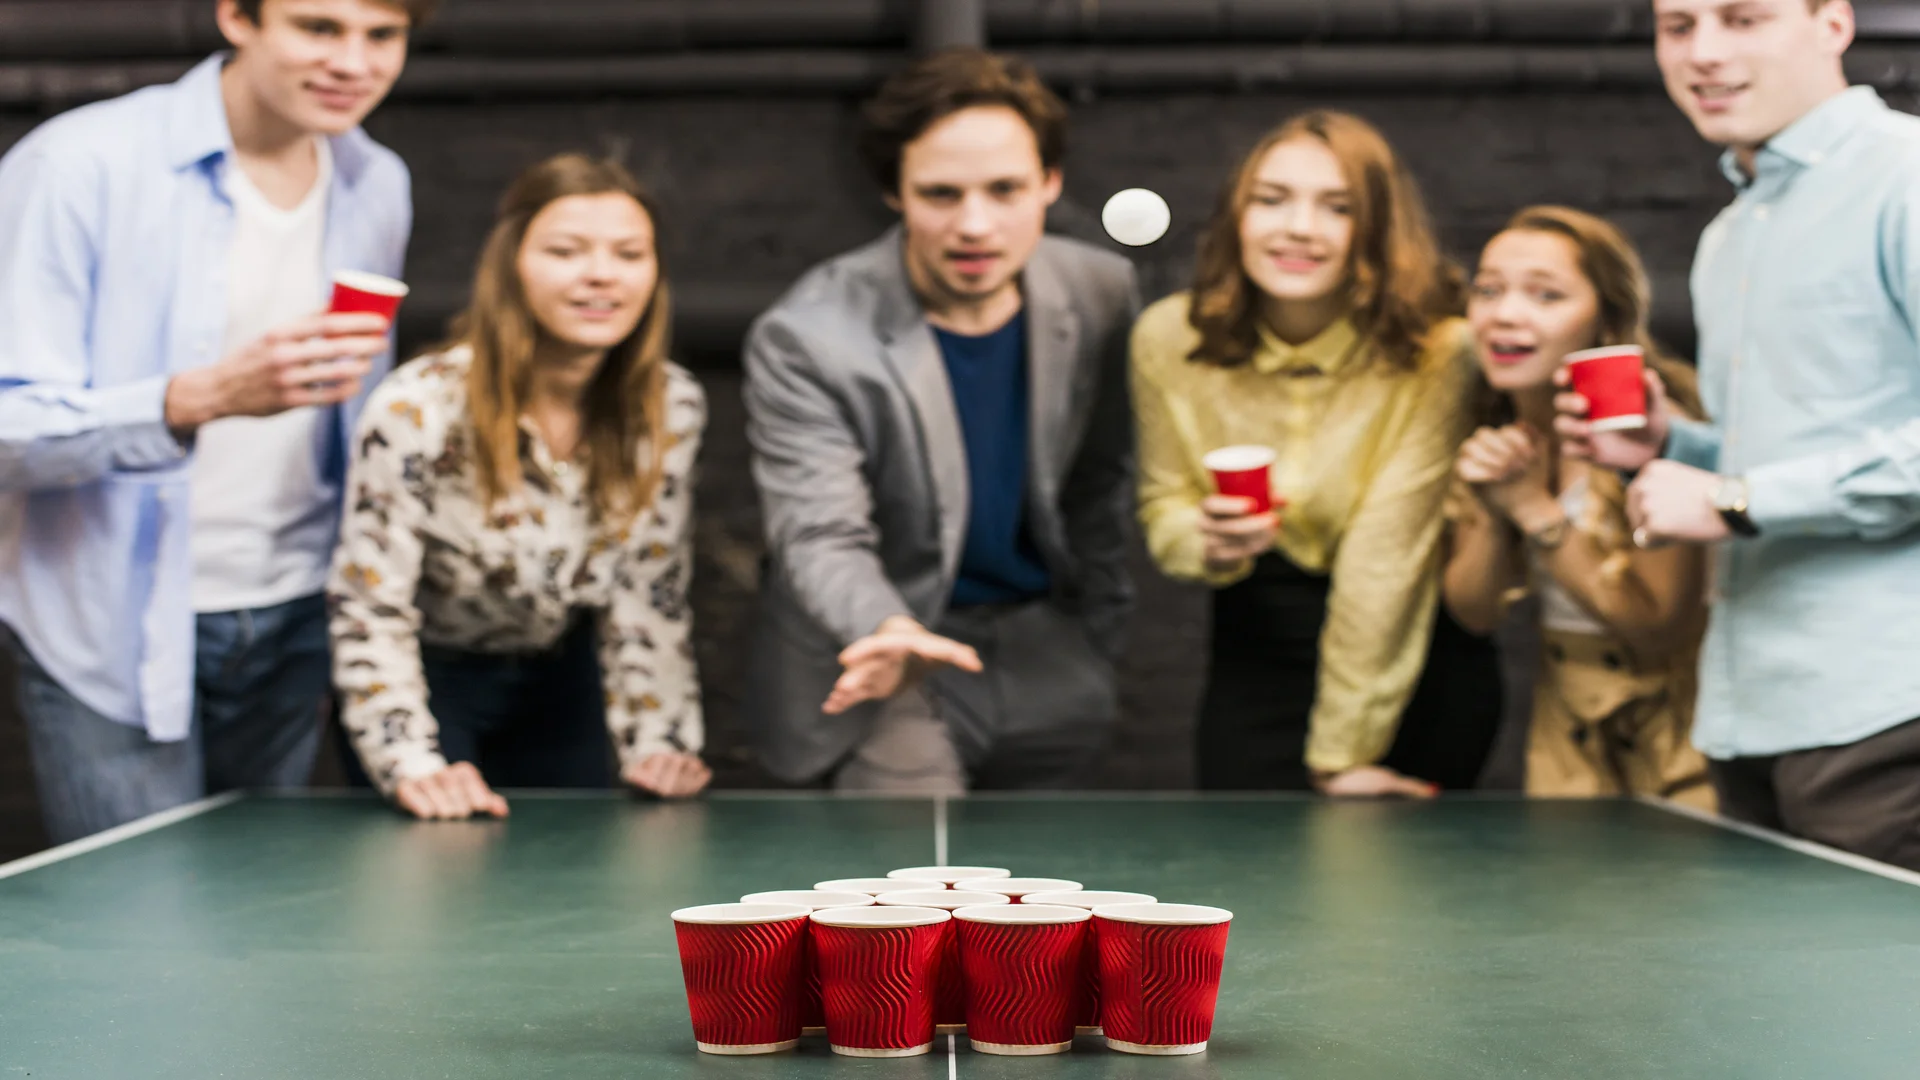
[1712,475,1760,538]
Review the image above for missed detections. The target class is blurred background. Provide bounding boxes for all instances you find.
[3,0,1918,858]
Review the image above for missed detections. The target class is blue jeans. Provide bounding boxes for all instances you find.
[4,592,329,844]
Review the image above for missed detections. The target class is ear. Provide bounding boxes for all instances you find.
[213,0,258,51]
[882,190,903,214]
[1820,0,1857,56]
[1041,167,1064,208]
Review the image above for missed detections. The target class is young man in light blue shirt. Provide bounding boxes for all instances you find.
[1560,0,1920,870]
[0,0,430,843]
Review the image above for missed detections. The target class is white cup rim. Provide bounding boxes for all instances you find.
[955,877,1084,895]
[332,269,409,296]
[1021,890,1158,908]
[1563,344,1643,366]
[739,890,876,910]
[1202,445,1276,472]
[671,902,813,925]
[813,878,912,894]
[1091,902,1233,926]
[953,903,1092,925]
[886,866,1011,883]
[875,890,1011,909]
[811,905,952,929]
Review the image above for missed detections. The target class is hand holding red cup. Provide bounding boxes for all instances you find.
[328,269,409,323]
[1563,345,1647,432]
[1202,445,1279,515]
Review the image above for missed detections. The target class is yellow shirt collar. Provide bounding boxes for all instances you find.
[1253,317,1362,377]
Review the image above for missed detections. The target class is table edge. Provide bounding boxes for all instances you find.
[1638,795,1920,889]
[0,791,242,882]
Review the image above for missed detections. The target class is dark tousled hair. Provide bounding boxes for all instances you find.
[858,48,1068,195]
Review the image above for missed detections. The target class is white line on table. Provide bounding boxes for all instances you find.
[934,795,949,867]
[0,791,243,882]
[948,1034,957,1079]
[1640,795,1920,888]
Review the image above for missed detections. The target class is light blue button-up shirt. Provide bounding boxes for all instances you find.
[0,55,410,741]
[1666,86,1920,758]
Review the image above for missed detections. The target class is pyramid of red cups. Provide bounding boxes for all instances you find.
[670,866,1234,1058]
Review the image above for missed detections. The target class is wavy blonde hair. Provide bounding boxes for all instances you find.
[443,154,673,526]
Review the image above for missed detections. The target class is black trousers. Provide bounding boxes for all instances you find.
[340,613,615,790]
[1197,553,1502,791]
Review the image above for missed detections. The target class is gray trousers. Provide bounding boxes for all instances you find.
[832,600,1117,794]
[1709,715,1920,872]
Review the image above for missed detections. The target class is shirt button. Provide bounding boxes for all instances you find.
[1754,206,1770,220]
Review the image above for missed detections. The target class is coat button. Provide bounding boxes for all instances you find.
[1603,652,1624,671]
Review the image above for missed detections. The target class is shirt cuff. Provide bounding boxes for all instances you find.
[1662,417,1721,473]
[1745,454,1849,538]
[101,376,190,472]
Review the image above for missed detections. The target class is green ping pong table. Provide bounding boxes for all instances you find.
[1,792,1916,1079]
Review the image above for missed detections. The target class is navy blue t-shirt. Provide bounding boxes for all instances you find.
[932,311,1052,607]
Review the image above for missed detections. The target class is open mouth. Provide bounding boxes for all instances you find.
[1484,343,1539,366]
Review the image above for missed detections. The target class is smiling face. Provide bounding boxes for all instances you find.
[515,192,660,352]
[1237,137,1355,312]
[890,104,1063,315]
[217,0,412,137]
[1468,229,1603,392]
[1652,0,1853,153]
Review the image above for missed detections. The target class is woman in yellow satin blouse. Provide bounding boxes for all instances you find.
[1132,111,1499,796]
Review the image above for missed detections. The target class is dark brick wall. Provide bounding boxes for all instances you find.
[6,80,1914,859]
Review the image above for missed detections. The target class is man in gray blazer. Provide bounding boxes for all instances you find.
[743,49,1139,793]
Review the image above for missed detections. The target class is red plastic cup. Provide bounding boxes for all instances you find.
[1092,903,1233,1056]
[953,877,1084,904]
[739,891,877,1037]
[885,865,1010,888]
[1564,345,1647,432]
[875,890,1011,1035]
[810,906,951,1058]
[813,877,919,896]
[328,269,409,322]
[670,902,812,1055]
[952,903,1090,1056]
[1021,890,1159,1035]
[1203,445,1278,515]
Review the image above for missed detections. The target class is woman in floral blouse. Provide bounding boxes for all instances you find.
[330,154,710,819]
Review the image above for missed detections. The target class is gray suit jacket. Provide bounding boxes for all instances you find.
[742,228,1140,783]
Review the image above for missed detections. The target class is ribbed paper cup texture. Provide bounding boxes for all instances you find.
[953,877,1084,904]
[1092,903,1232,1056]
[875,891,1009,1033]
[739,892,875,1034]
[1021,890,1158,1033]
[811,906,950,1058]
[671,903,812,1055]
[955,904,1090,1056]
[886,865,1011,887]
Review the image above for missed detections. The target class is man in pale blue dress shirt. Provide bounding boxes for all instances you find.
[0,0,430,843]
[1560,0,1920,870]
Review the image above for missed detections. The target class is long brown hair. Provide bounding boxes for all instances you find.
[1474,205,1703,427]
[447,153,674,525]
[1476,206,1706,577]
[1187,110,1461,371]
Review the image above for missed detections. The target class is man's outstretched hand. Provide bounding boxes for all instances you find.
[823,616,983,715]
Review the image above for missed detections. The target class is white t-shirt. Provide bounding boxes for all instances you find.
[190,139,340,614]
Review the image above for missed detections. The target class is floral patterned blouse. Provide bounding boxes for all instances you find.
[327,346,705,794]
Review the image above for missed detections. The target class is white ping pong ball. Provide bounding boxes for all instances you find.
[1102,188,1171,247]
